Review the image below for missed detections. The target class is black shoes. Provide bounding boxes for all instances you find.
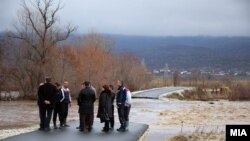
[109,127,114,131]
[79,128,84,132]
[78,127,92,132]
[38,127,45,131]
[64,124,70,127]
[102,127,110,133]
[38,127,51,131]
[44,127,51,131]
[54,123,58,129]
[102,129,109,132]
[117,127,126,132]
[87,127,92,132]
[59,123,70,128]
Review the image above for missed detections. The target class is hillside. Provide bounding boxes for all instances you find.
[1,33,250,71]
[105,35,250,70]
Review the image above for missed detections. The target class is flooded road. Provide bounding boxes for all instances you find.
[132,87,191,99]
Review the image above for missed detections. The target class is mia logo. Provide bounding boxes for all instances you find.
[230,129,247,136]
[226,125,250,141]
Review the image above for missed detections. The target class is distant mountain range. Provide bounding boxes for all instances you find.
[104,35,250,71]
[1,32,250,71]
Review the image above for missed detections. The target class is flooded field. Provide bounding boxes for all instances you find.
[0,99,250,141]
[130,98,250,141]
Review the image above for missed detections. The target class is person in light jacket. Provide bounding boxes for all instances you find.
[124,88,132,130]
[60,80,71,127]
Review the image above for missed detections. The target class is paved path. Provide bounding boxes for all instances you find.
[132,87,191,99]
[1,121,148,141]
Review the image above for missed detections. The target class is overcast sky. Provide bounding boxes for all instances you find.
[1,0,250,36]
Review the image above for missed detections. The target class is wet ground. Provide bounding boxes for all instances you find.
[1,88,250,141]
[1,121,148,141]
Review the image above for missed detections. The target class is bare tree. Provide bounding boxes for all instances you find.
[9,0,76,80]
[62,33,115,94]
[115,53,150,91]
[8,0,76,98]
[58,33,151,94]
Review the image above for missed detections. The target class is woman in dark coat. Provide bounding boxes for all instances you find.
[97,85,113,132]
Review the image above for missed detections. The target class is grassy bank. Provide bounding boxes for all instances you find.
[165,80,250,101]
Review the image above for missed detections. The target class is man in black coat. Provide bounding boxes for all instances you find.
[37,77,57,131]
[77,81,96,132]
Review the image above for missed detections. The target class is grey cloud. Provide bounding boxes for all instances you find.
[1,0,250,36]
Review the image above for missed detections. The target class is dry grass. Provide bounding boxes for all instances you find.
[229,82,250,101]
[187,127,225,141]
[165,80,250,101]
[165,92,185,100]
[181,88,227,101]
[165,88,227,101]
[168,135,188,141]
[168,127,225,141]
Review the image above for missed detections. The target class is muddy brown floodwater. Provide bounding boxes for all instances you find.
[1,99,250,141]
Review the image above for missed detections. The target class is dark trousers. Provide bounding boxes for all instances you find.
[110,105,115,128]
[53,102,63,125]
[39,105,53,129]
[80,113,94,129]
[117,104,125,128]
[104,120,110,130]
[61,102,69,123]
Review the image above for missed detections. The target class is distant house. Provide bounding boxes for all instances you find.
[153,70,160,74]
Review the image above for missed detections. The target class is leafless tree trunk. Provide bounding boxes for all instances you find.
[8,0,76,98]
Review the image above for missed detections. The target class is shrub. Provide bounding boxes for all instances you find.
[229,83,250,101]
[166,92,185,100]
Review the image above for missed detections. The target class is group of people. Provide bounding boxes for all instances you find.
[37,77,131,133]
[96,80,131,132]
[37,78,72,131]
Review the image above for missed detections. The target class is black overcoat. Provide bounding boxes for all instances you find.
[97,90,113,121]
[38,82,57,109]
[78,87,96,114]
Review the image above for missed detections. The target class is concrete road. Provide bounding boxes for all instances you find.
[1,121,148,141]
[132,87,191,99]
